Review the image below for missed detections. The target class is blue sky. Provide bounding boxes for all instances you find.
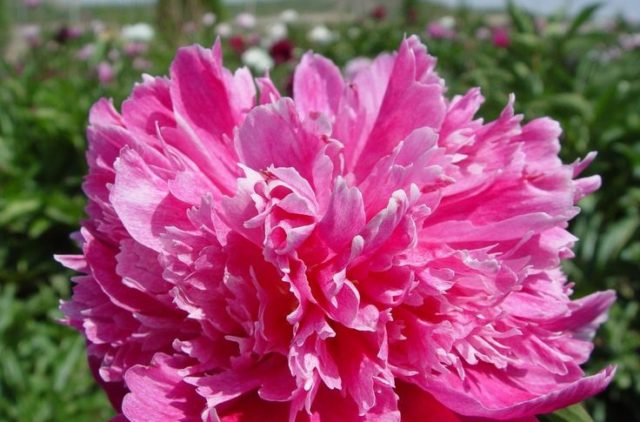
[57,0,640,21]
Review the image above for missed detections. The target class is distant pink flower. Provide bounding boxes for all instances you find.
[20,24,41,47]
[426,21,456,40]
[96,61,114,85]
[75,43,96,61]
[235,12,256,29]
[23,0,40,8]
[58,36,615,421]
[132,57,152,71]
[492,27,511,48]
[123,41,148,57]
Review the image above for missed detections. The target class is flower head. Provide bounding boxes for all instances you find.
[280,9,299,24]
[235,12,256,30]
[202,12,217,27]
[58,36,614,421]
[492,27,511,48]
[426,20,456,40]
[269,38,295,65]
[307,25,336,44]
[241,46,274,73]
[96,61,115,85]
[121,23,155,43]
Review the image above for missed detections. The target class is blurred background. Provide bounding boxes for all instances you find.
[1,0,639,421]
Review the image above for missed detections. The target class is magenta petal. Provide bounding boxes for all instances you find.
[294,52,344,120]
[61,35,614,421]
[111,147,191,251]
[122,354,204,422]
[425,366,615,420]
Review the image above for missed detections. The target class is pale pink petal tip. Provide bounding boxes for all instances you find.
[58,35,613,422]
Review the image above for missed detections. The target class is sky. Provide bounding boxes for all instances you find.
[433,0,640,20]
[56,0,640,21]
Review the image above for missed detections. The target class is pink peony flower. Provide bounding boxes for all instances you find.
[96,61,115,86]
[58,36,615,421]
[426,22,456,40]
[123,41,148,57]
[492,27,511,49]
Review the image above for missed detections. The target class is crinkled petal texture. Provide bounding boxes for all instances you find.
[58,36,615,422]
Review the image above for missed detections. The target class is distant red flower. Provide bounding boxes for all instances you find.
[229,35,246,54]
[370,5,387,21]
[54,25,83,44]
[269,39,295,65]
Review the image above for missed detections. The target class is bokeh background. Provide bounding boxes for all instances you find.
[1,0,639,420]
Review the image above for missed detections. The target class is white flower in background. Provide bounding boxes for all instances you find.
[439,15,456,29]
[620,33,640,51]
[266,22,288,43]
[235,12,256,29]
[75,43,96,61]
[280,9,299,23]
[202,13,217,27]
[307,25,336,44]
[91,20,106,36]
[241,47,274,73]
[121,23,155,42]
[20,24,41,45]
[475,27,491,40]
[215,23,232,37]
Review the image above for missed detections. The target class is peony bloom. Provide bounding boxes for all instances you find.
[235,12,256,30]
[269,39,295,65]
[266,22,289,44]
[426,20,456,40]
[229,35,247,55]
[96,61,115,86]
[492,27,511,49]
[123,41,148,57]
[20,24,41,47]
[370,5,387,21]
[307,25,336,45]
[23,0,41,8]
[75,43,96,61]
[121,23,155,43]
[280,9,299,24]
[58,36,615,421]
[241,47,274,73]
[215,22,232,38]
[202,12,217,27]
[53,25,84,44]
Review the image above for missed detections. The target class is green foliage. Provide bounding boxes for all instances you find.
[1,1,639,420]
[0,281,113,421]
[0,0,8,55]
[542,403,593,422]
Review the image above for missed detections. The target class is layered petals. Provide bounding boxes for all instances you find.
[60,35,614,422]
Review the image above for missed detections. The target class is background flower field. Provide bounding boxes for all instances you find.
[0,0,638,420]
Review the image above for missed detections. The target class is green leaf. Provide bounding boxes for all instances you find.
[542,403,594,422]
[566,3,602,39]
[507,0,534,33]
